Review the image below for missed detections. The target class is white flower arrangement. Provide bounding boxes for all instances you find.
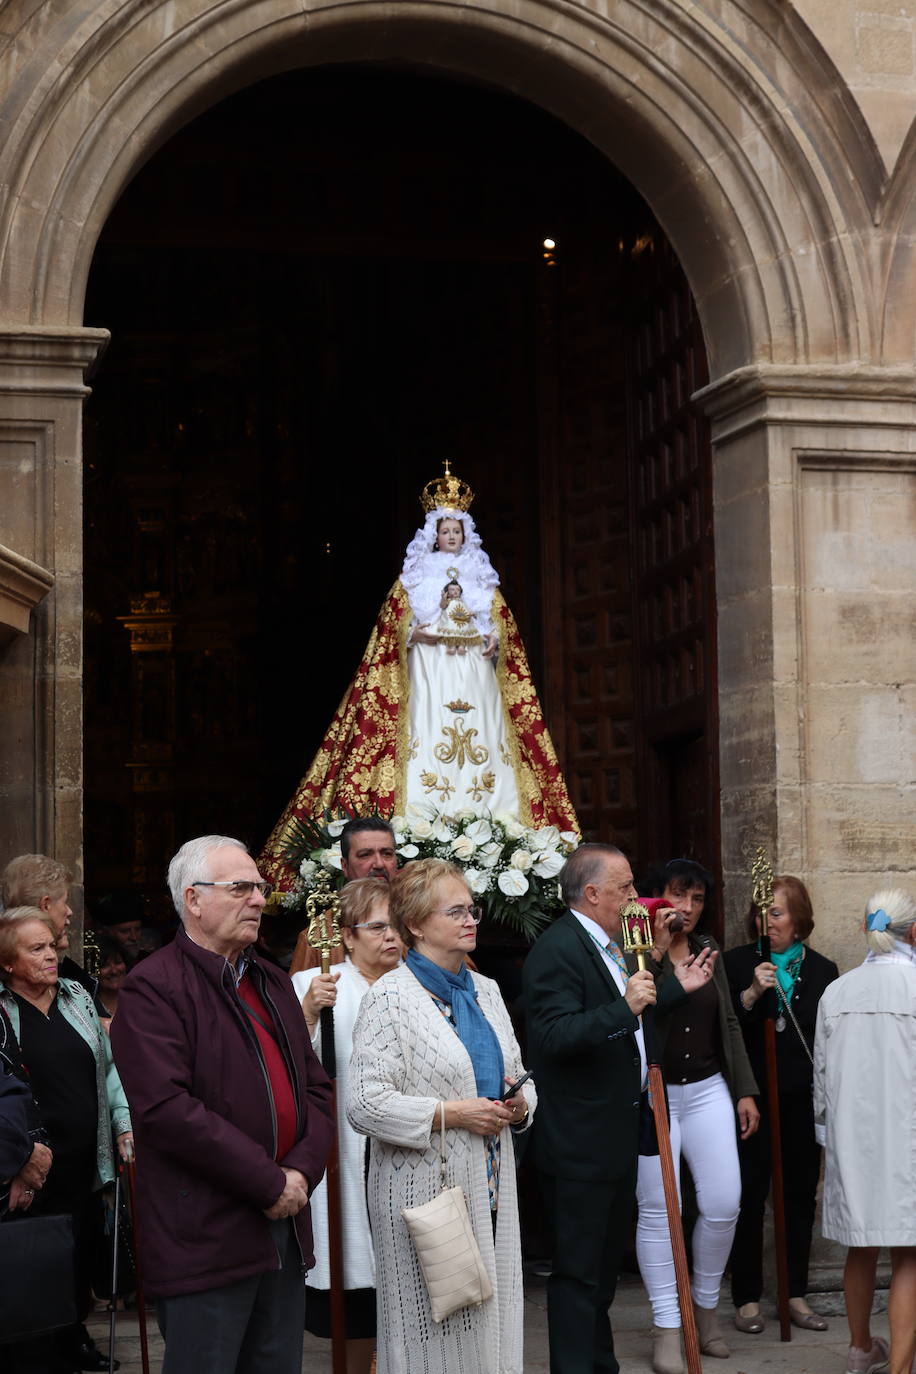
[279,805,577,938]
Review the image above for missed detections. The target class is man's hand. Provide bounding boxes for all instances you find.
[264,1168,309,1220]
[624,969,657,1017]
[737,1096,760,1139]
[18,1141,52,1191]
[301,972,340,1029]
[8,1174,38,1211]
[673,945,718,993]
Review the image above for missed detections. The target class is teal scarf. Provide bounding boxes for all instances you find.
[771,941,804,1002]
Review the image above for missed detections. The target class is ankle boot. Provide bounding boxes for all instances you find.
[652,1326,685,1374]
[694,1304,730,1358]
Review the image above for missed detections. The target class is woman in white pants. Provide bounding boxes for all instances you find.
[636,859,760,1374]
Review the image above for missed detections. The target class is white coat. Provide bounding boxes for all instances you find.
[346,962,536,1374]
[814,949,916,1247]
[292,958,376,1290]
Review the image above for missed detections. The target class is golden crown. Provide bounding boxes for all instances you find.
[420,460,475,514]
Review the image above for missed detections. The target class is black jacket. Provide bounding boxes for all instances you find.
[725,942,838,1097]
[523,910,687,1182]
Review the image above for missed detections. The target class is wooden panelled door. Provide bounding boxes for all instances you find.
[540,226,720,906]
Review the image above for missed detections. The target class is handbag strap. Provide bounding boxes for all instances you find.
[438,1101,447,1182]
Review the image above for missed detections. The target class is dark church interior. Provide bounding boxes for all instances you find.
[82,63,718,936]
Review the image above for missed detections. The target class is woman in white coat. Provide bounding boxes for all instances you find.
[347,858,536,1374]
[292,877,402,1374]
[814,888,916,1374]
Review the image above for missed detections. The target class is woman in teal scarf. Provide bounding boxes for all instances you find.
[725,875,838,1335]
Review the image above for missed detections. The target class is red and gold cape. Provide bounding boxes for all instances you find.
[260,580,578,889]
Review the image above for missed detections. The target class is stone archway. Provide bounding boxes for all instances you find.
[1,0,912,948]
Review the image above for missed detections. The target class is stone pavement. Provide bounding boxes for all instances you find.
[89,1270,889,1374]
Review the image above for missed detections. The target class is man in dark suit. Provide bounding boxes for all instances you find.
[524,843,715,1374]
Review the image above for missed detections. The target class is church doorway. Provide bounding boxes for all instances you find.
[82,64,718,930]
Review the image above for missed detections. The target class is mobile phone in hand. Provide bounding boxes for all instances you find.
[500,1070,533,1101]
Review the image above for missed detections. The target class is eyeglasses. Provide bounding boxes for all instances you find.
[352,921,395,935]
[434,904,483,924]
[193,881,273,899]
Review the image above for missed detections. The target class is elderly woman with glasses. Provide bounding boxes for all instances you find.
[347,858,536,1374]
[291,878,402,1374]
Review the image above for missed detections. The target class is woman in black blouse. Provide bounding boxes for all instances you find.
[725,875,838,1334]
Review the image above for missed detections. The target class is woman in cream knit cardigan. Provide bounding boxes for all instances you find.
[347,859,535,1374]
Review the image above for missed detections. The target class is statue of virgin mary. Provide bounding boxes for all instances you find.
[260,463,578,889]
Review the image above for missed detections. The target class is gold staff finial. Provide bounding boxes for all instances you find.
[305,869,342,976]
[619,898,654,971]
[751,847,775,927]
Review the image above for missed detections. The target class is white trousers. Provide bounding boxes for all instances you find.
[636,1073,741,1328]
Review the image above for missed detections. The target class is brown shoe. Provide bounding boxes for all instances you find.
[652,1326,685,1374]
[734,1304,764,1334]
[694,1305,731,1358]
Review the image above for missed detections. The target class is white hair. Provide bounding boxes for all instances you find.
[400,507,499,636]
[167,835,248,919]
[864,888,916,955]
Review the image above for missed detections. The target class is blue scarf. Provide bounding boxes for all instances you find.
[771,941,804,1002]
[406,949,504,1099]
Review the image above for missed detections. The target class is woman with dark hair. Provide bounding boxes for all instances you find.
[725,875,838,1334]
[291,877,402,1374]
[636,859,760,1374]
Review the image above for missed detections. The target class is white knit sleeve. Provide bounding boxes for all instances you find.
[345,980,439,1150]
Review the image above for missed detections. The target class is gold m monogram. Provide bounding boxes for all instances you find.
[434,721,489,768]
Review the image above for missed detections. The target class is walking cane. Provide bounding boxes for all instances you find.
[108,1169,120,1374]
[123,1148,151,1374]
[621,901,702,1374]
[305,874,347,1374]
[751,849,791,1342]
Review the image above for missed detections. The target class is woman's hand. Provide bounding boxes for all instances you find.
[440,1097,514,1136]
[649,906,680,960]
[482,633,499,660]
[116,1131,134,1162]
[736,1097,760,1139]
[501,1079,530,1126]
[745,961,777,1005]
[301,971,340,1028]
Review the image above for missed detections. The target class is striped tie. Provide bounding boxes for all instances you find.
[606,939,629,979]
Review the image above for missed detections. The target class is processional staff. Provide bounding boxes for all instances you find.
[620,899,702,1374]
[305,872,347,1374]
[751,847,791,1342]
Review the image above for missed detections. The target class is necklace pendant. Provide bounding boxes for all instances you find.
[775,1014,786,1033]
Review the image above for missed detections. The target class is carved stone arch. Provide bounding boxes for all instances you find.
[0,0,885,376]
[875,119,916,365]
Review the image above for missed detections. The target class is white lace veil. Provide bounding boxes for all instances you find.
[400,507,499,636]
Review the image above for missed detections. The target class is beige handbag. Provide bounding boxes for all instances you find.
[402,1101,494,1322]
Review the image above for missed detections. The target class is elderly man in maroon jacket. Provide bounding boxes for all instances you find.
[111,834,334,1374]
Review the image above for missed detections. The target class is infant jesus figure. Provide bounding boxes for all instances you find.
[434,578,482,655]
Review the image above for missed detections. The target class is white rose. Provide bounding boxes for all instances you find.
[478,842,502,869]
[431,818,453,842]
[411,818,434,840]
[510,849,534,872]
[503,817,526,840]
[298,858,317,881]
[533,850,566,879]
[528,825,560,853]
[326,819,347,838]
[391,814,408,842]
[464,867,491,895]
[451,834,476,860]
[493,812,515,829]
[398,843,420,859]
[465,818,492,845]
[497,869,529,897]
[454,807,477,823]
[320,845,343,872]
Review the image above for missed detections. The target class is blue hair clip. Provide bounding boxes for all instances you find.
[866,908,891,931]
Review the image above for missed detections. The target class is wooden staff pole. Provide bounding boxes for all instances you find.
[621,902,701,1374]
[305,877,347,1374]
[124,1153,151,1374]
[752,850,791,1342]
